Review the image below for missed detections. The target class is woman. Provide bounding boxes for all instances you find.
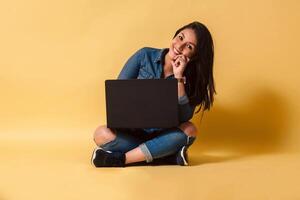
[91,21,216,167]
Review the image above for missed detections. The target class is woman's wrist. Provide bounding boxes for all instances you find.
[175,76,186,84]
[174,74,183,78]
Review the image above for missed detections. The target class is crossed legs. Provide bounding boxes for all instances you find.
[93,122,197,164]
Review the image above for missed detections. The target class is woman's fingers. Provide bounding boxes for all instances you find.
[177,56,186,66]
[171,60,177,67]
[172,55,190,68]
[172,55,180,61]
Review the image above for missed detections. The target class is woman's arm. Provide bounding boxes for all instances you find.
[117,48,144,79]
[177,82,195,122]
[175,72,195,123]
[171,55,195,122]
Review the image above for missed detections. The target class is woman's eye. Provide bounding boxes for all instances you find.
[178,35,183,40]
[187,44,193,50]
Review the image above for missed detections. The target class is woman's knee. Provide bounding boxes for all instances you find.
[93,125,116,146]
[178,121,198,137]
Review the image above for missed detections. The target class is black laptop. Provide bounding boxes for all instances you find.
[105,79,179,129]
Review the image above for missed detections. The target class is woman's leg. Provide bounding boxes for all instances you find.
[125,127,196,164]
[124,148,147,164]
[93,125,144,154]
[92,122,197,166]
[92,126,149,167]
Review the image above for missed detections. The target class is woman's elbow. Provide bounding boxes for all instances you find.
[179,111,194,123]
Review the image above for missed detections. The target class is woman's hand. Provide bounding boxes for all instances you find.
[171,55,190,78]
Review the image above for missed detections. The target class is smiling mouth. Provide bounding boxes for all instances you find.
[173,47,181,55]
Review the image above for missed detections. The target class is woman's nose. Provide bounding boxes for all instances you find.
[177,43,184,52]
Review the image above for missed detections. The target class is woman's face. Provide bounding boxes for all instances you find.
[168,28,197,61]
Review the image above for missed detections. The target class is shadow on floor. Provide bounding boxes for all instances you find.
[190,87,291,165]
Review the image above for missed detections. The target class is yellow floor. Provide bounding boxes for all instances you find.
[1,135,300,200]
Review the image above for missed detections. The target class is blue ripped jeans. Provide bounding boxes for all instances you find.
[98,127,196,163]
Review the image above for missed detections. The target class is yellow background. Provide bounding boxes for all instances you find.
[1,0,300,199]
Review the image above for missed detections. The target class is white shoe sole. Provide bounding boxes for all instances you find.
[91,147,102,167]
[180,146,188,166]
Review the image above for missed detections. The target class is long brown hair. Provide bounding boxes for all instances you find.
[174,21,216,115]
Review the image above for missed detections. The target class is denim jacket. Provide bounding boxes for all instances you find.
[117,47,196,124]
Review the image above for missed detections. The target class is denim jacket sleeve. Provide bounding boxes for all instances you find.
[117,48,144,79]
[178,94,196,123]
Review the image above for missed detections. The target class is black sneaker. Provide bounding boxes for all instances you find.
[150,145,189,166]
[91,147,126,167]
